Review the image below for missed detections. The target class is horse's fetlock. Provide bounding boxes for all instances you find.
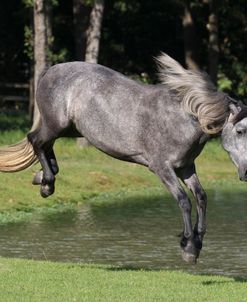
[42,175,55,185]
[197,226,206,234]
[180,232,194,247]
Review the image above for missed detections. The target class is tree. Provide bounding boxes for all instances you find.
[75,0,105,147]
[32,0,52,129]
[182,1,199,70]
[85,0,105,63]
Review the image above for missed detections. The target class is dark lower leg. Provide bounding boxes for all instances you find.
[48,149,59,175]
[36,149,55,198]
[153,164,197,263]
[32,148,59,186]
[28,127,60,197]
[180,165,207,252]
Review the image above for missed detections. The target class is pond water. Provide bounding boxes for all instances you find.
[1,189,247,278]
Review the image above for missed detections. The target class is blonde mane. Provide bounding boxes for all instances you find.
[156,53,230,134]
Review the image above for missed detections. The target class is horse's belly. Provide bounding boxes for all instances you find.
[75,110,143,162]
[85,122,139,157]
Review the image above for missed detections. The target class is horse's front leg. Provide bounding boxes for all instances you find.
[179,164,207,252]
[151,163,198,264]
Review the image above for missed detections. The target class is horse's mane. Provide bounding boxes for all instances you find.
[156,53,230,134]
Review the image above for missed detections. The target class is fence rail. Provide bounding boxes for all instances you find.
[0,82,29,110]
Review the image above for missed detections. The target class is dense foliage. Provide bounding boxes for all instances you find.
[0,0,247,100]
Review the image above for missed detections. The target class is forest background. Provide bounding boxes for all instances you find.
[0,0,247,119]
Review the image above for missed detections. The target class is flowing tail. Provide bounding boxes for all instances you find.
[0,138,38,172]
[0,68,48,173]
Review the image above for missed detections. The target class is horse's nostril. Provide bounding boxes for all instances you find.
[238,168,247,181]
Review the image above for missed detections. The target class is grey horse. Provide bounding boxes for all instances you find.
[1,53,247,263]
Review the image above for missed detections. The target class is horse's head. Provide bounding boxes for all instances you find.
[221,102,247,181]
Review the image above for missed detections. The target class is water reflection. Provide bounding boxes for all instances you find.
[1,189,247,277]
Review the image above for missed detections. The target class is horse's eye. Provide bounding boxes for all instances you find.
[236,129,244,135]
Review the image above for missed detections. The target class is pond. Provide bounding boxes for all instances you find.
[1,189,247,277]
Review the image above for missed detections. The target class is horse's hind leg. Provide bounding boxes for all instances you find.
[37,147,55,198]
[49,149,59,175]
[32,148,59,186]
[28,127,59,198]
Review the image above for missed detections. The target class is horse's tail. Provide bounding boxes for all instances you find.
[0,137,38,172]
[0,68,50,173]
[0,110,41,173]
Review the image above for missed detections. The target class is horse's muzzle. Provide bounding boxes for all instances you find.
[238,167,247,181]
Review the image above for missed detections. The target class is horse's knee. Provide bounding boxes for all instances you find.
[179,198,192,213]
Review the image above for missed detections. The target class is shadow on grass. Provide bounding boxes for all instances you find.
[202,280,235,285]
[104,266,247,283]
[104,265,159,272]
[201,276,247,284]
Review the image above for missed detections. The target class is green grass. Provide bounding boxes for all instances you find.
[0,257,246,302]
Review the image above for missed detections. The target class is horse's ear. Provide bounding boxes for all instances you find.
[229,102,247,124]
[229,103,241,122]
[229,101,245,122]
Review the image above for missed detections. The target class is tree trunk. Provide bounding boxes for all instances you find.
[85,0,105,63]
[182,1,199,70]
[207,0,219,84]
[32,0,52,130]
[77,0,105,147]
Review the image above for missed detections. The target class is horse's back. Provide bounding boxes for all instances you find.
[36,61,204,167]
[36,62,153,163]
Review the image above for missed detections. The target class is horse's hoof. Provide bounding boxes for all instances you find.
[40,183,55,198]
[181,250,197,264]
[32,170,43,185]
[180,236,200,264]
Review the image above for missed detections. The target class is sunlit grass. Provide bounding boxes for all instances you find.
[0,257,247,302]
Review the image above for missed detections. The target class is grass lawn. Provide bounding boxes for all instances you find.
[0,257,247,302]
